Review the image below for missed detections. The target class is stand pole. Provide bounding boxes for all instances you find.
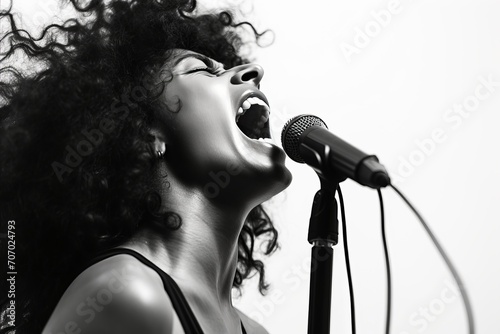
[307,185,339,334]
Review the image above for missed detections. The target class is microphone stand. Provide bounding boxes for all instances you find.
[297,132,349,333]
[307,177,343,334]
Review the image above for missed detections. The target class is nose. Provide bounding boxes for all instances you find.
[230,64,264,87]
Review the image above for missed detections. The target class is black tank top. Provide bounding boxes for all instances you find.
[87,247,247,334]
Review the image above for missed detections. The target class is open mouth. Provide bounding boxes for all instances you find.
[235,96,271,142]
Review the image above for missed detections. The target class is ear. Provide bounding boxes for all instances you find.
[149,127,167,159]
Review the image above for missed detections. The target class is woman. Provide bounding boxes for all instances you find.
[0,0,292,333]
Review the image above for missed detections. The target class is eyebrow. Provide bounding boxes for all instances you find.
[172,53,226,71]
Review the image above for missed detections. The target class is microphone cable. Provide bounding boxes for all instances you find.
[338,185,473,334]
[390,184,475,334]
[337,185,356,334]
[337,186,392,334]
[378,189,392,334]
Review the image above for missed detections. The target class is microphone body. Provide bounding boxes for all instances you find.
[281,115,390,189]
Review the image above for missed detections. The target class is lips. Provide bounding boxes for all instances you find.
[235,94,271,140]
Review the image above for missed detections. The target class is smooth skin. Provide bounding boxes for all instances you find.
[43,49,292,334]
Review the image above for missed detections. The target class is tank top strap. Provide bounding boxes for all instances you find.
[86,247,247,334]
[88,247,204,333]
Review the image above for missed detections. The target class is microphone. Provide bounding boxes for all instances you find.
[281,114,390,189]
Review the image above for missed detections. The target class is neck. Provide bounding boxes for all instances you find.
[124,170,253,311]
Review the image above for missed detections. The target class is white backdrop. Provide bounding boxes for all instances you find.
[234,1,500,333]
[6,0,500,333]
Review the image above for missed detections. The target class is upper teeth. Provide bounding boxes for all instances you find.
[236,96,270,121]
[242,100,252,110]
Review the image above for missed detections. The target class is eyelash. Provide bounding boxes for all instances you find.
[187,67,220,75]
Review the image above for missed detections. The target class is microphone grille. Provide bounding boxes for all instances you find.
[281,114,328,163]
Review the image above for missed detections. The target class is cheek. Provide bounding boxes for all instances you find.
[174,117,225,158]
[175,98,234,154]
[163,82,239,176]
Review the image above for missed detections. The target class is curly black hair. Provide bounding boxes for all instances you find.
[0,1,277,333]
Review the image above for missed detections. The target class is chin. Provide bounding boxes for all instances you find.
[260,165,293,201]
[277,166,293,190]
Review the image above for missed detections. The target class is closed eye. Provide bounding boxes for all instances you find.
[185,67,219,75]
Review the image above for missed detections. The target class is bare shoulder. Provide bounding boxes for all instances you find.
[43,254,174,334]
[236,308,270,334]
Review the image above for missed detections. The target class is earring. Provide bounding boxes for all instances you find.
[157,150,165,159]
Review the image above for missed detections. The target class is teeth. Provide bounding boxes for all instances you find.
[257,138,274,145]
[240,96,270,112]
[242,100,252,110]
[247,97,269,109]
[236,107,245,122]
[235,95,271,124]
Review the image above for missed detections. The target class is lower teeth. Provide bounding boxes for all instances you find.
[257,138,274,144]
